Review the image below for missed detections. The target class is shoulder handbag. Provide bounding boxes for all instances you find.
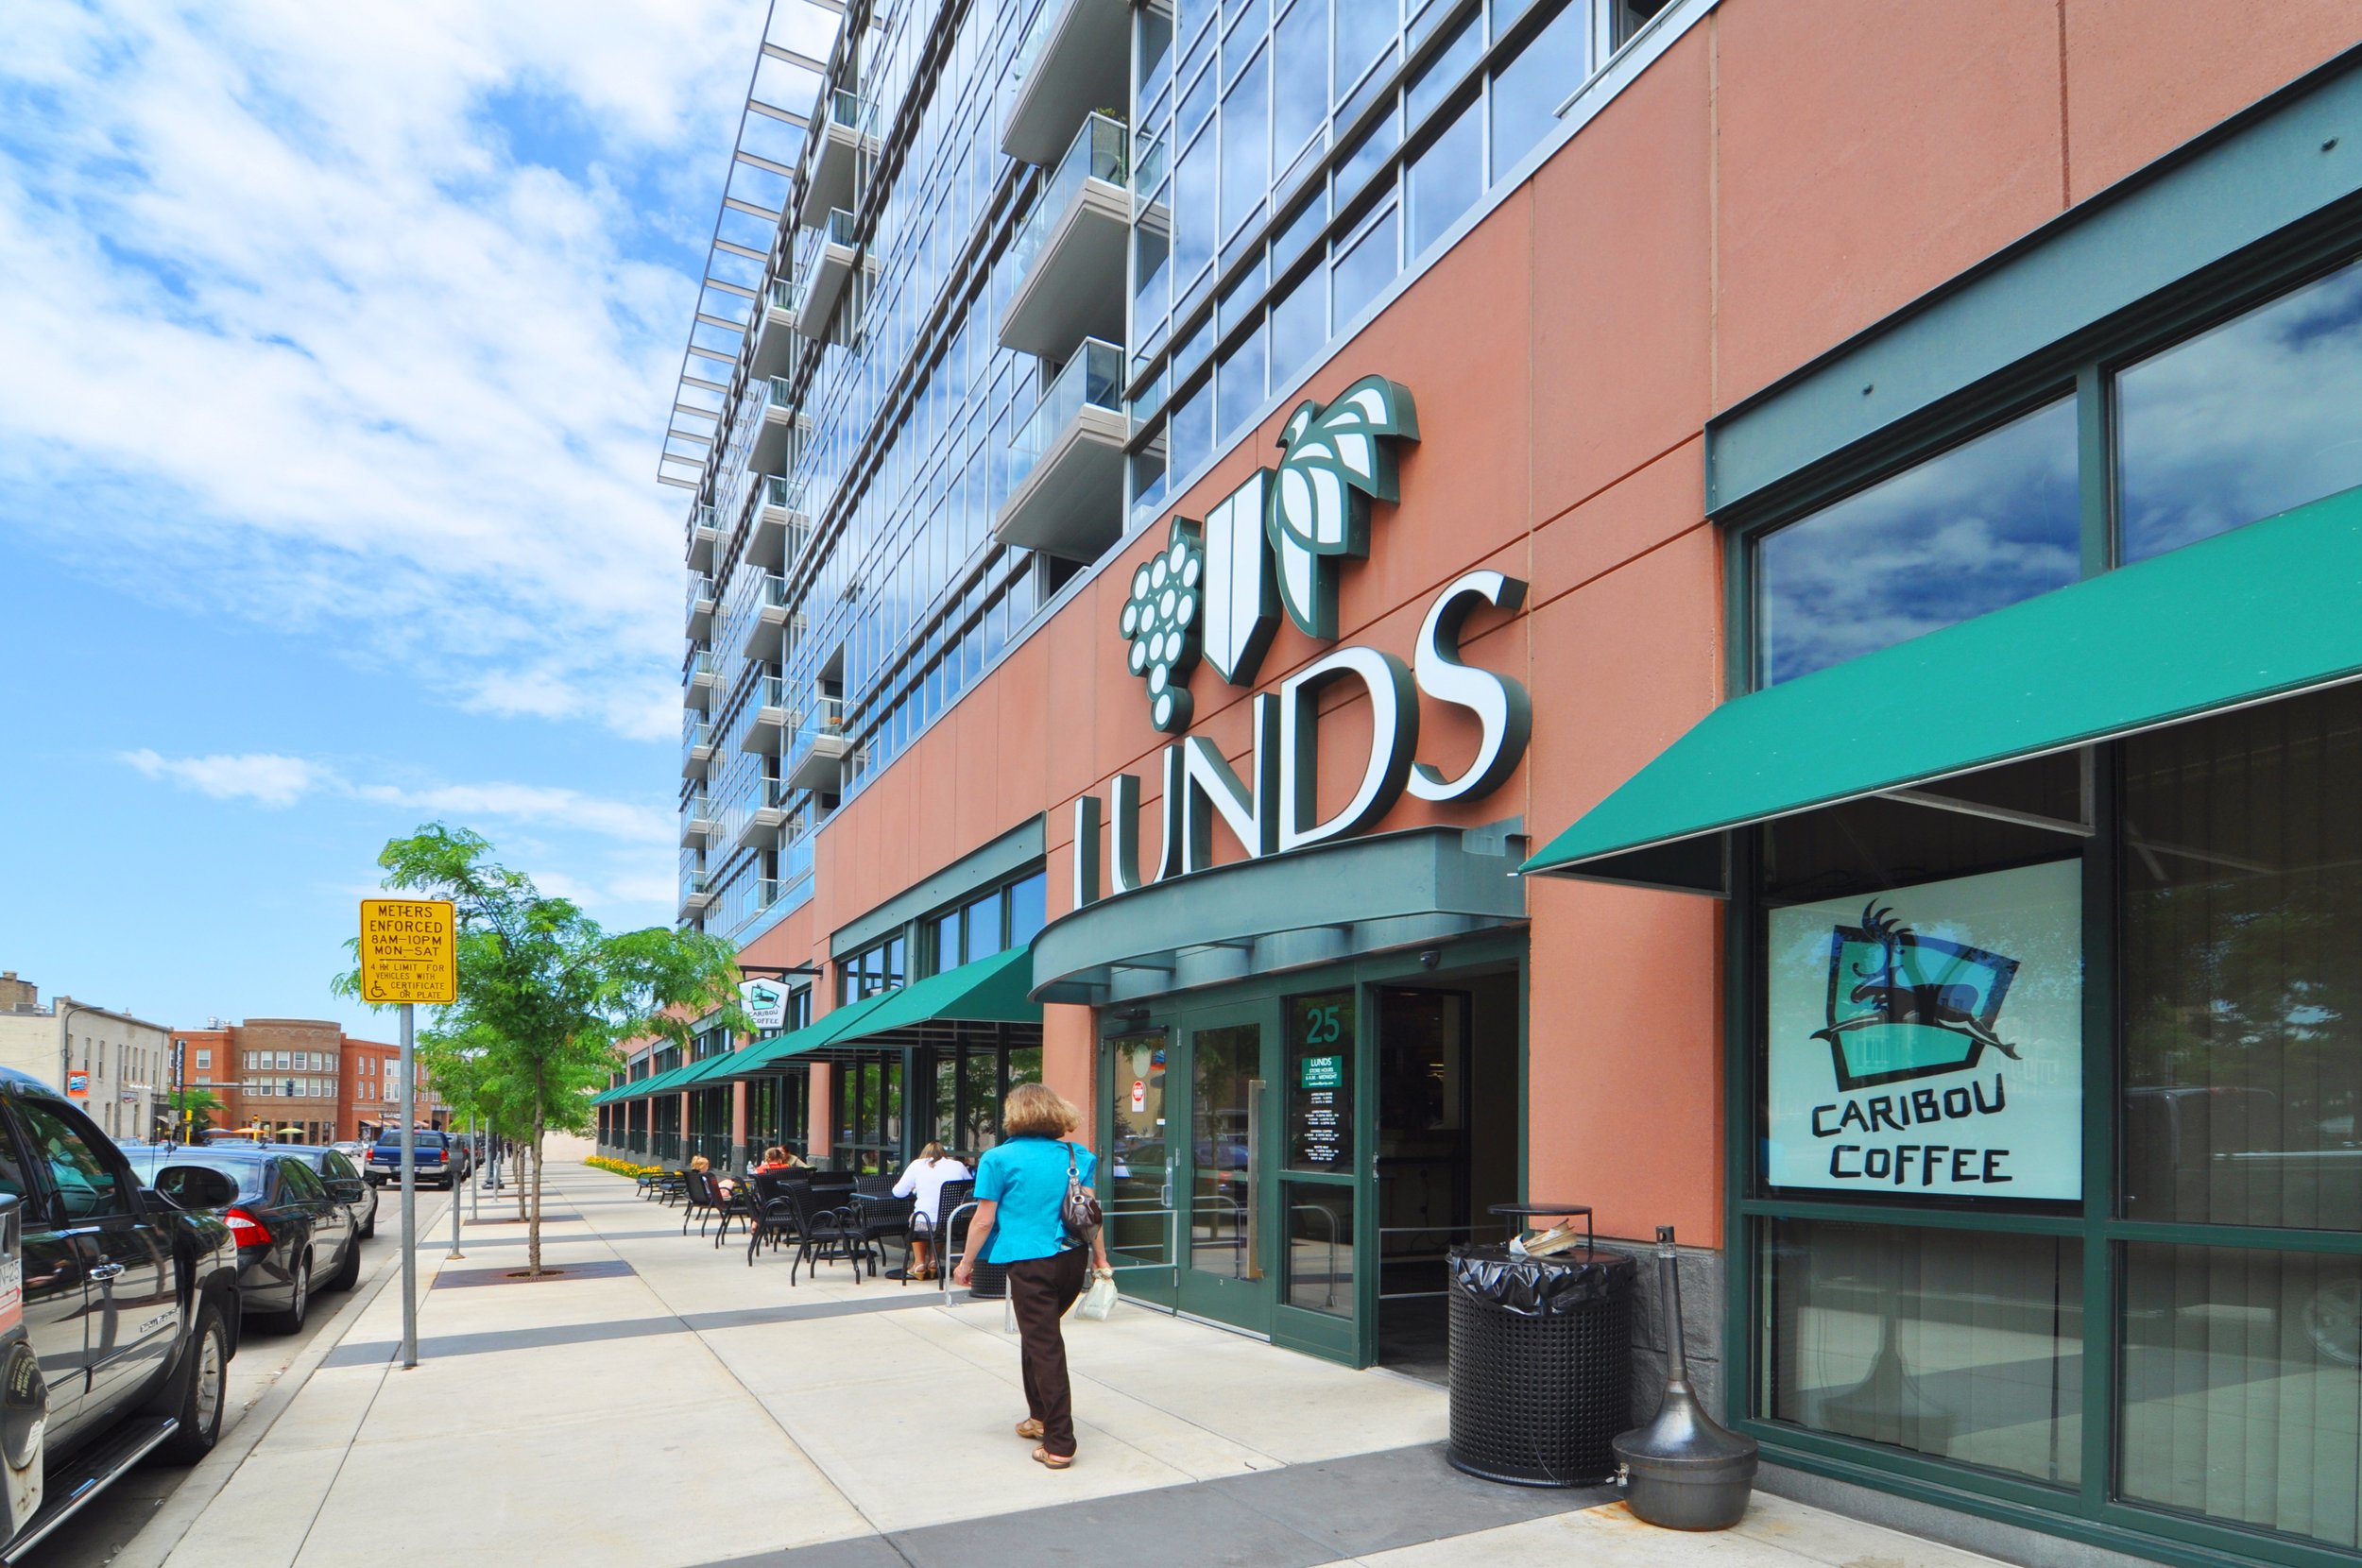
[1061,1141,1102,1244]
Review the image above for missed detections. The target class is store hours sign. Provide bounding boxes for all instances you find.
[1765,861,2083,1200]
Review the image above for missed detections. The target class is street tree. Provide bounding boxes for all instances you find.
[168,1085,224,1142]
[336,825,747,1273]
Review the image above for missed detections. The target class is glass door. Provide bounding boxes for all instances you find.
[1176,1007,1276,1334]
[1103,1031,1177,1308]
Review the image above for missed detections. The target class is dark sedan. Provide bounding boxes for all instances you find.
[127,1148,363,1332]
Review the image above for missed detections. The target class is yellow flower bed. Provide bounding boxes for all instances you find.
[585,1156,661,1179]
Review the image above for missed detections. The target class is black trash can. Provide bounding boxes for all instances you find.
[966,1258,1009,1300]
[1446,1242,1635,1486]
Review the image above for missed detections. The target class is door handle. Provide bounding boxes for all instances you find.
[89,1262,125,1282]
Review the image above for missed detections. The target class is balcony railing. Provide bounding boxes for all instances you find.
[1001,0,1130,165]
[1008,338,1124,498]
[767,276,796,312]
[1009,113,1127,282]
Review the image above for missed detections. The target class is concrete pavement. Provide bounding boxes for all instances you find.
[123,1164,2012,1568]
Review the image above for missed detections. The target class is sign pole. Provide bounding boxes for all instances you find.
[399,1001,418,1368]
[469,1110,480,1221]
[447,1108,465,1260]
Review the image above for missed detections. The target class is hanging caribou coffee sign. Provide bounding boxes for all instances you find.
[1765,860,2083,1201]
[1078,378,1531,902]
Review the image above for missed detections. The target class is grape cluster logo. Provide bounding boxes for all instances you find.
[1120,521,1207,733]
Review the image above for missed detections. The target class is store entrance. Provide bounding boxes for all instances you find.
[1375,968,1521,1381]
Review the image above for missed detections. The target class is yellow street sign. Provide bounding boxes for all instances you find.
[359,899,458,1004]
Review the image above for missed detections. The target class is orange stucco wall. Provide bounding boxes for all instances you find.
[745,3,2362,1241]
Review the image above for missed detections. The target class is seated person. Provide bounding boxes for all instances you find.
[890,1141,971,1280]
[753,1146,808,1173]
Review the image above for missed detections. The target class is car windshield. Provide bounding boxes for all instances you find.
[127,1151,265,1204]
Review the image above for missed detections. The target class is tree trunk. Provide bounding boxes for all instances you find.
[515,1134,529,1219]
[526,1093,546,1275]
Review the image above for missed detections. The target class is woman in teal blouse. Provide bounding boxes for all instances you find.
[953,1082,1113,1468]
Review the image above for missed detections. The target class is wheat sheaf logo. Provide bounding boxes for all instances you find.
[1267,375,1419,640]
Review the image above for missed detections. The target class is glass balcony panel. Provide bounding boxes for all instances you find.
[1002,114,1134,358]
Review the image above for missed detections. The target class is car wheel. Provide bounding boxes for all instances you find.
[327,1233,363,1292]
[272,1255,311,1333]
[360,1203,377,1240]
[158,1302,229,1463]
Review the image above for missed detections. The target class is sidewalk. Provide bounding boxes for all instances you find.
[135,1165,2010,1568]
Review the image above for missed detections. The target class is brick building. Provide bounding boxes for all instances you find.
[171,1018,444,1143]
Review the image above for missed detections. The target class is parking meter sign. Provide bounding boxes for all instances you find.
[359,899,458,1005]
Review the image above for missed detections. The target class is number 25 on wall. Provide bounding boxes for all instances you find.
[1304,1006,1343,1046]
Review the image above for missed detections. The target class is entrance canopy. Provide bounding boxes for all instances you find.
[1522,485,2362,890]
[710,948,1043,1079]
[1031,822,1528,1006]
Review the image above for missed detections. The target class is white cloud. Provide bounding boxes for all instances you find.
[122,749,671,844]
[0,1,775,738]
[120,749,324,808]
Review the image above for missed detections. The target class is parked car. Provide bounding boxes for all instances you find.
[328,1140,368,1162]
[125,1147,363,1332]
[281,1146,377,1241]
[364,1130,455,1189]
[0,1067,243,1560]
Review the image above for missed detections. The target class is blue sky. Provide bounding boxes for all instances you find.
[0,2,796,1039]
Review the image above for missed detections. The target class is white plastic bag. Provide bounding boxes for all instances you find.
[1078,1269,1119,1321]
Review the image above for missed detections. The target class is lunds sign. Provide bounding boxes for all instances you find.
[1076,377,1531,906]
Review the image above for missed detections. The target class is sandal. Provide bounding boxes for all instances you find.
[1016,1419,1044,1440]
[1032,1446,1074,1470]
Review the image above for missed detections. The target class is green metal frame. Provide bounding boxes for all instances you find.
[1713,124,2362,1568]
[1096,930,1526,1368]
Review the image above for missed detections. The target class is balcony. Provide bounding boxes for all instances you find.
[796,209,863,341]
[1001,114,1129,360]
[784,691,852,792]
[681,718,716,779]
[797,90,880,229]
[754,376,813,474]
[684,504,723,573]
[678,871,716,921]
[1001,0,1130,166]
[994,338,1127,559]
[741,674,792,752]
[753,277,801,377]
[748,475,813,572]
[737,775,791,850]
[738,572,799,658]
[763,828,817,909]
[684,571,717,639]
[682,649,721,711]
[679,790,719,847]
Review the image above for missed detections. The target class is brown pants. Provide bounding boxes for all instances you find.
[1006,1248,1090,1457]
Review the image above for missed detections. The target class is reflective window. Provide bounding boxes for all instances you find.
[1270,264,1325,387]
[1332,200,1398,326]
[1218,323,1268,439]
[1007,871,1048,945]
[2122,1243,2362,1546]
[1222,47,1271,237]
[1754,399,2080,687]
[1285,1183,1354,1316]
[1173,128,1217,286]
[2122,686,2362,1232]
[1333,0,1395,102]
[2117,259,2362,564]
[1762,1219,2082,1485]
[1407,95,1481,256]
[16,1101,127,1221]
[1272,0,1328,170]
[1490,0,1589,177]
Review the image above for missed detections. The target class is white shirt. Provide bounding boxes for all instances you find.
[891,1155,972,1222]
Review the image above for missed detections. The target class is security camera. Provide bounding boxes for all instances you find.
[1417,948,1441,970]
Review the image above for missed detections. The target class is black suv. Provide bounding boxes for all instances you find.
[0,1068,242,1558]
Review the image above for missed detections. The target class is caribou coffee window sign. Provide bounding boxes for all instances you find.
[1076,377,1532,904]
[1764,861,2084,1201]
[739,979,789,1032]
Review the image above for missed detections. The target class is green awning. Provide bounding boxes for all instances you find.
[1522,484,2362,882]
[612,1062,692,1100]
[715,988,899,1078]
[820,946,1040,1046]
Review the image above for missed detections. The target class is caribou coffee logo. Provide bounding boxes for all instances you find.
[1078,376,1529,906]
[1811,903,2023,1092]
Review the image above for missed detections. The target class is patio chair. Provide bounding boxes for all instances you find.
[654,1170,689,1205]
[903,1178,971,1287]
[745,1171,805,1266]
[783,1181,874,1286]
[709,1172,756,1248]
[680,1169,725,1236]
[849,1189,915,1280]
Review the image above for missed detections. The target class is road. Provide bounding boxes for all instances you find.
[33,1180,468,1568]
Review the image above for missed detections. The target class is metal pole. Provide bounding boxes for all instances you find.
[399,1002,418,1369]
[447,1118,465,1260]
[469,1109,480,1221]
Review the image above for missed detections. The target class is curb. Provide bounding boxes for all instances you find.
[109,1190,461,1568]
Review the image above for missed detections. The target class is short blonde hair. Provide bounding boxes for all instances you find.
[690,1154,710,1172]
[1002,1082,1079,1137]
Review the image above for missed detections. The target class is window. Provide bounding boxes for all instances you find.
[1406,94,1481,256]
[196,1050,211,1069]
[1489,0,1588,178]
[2117,256,2362,564]
[14,1100,126,1221]
[1754,399,2080,687]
